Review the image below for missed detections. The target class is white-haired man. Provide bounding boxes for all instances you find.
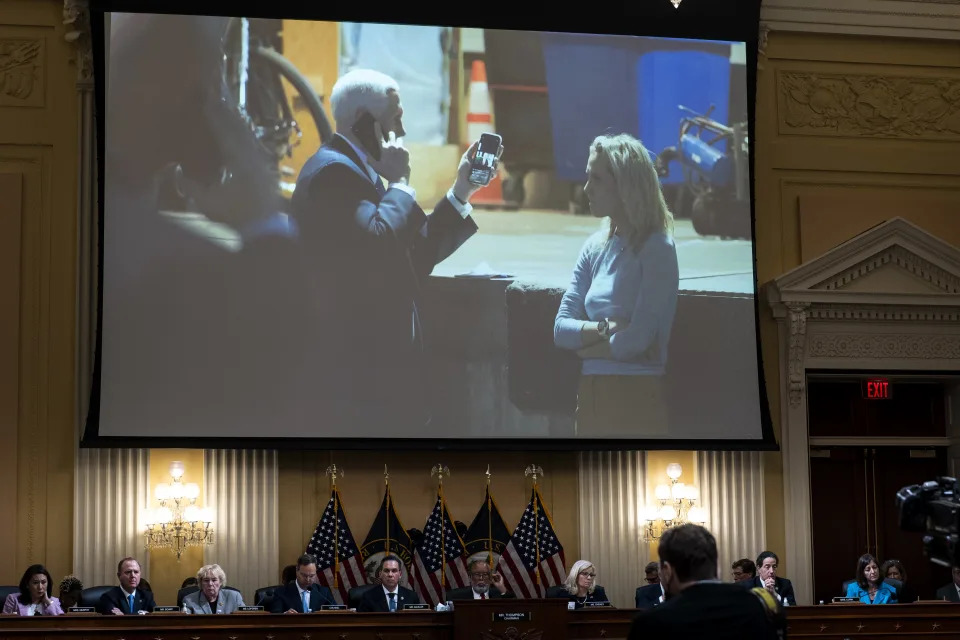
[291,68,496,432]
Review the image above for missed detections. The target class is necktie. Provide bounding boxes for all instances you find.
[387,592,396,612]
[301,591,309,613]
[127,594,135,613]
[480,592,486,600]
[375,176,386,198]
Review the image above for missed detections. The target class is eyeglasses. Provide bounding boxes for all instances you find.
[579,573,597,579]
[470,572,491,579]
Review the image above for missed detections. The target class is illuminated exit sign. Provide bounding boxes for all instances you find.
[862,378,891,400]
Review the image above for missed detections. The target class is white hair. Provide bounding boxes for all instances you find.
[330,68,399,131]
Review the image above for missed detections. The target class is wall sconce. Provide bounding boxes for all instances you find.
[143,461,214,560]
[641,463,706,542]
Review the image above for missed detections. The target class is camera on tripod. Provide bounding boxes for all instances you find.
[897,477,960,568]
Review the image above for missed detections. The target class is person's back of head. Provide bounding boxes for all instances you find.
[329,68,399,131]
[658,523,718,585]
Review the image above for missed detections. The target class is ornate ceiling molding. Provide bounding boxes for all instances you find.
[761,0,960,40]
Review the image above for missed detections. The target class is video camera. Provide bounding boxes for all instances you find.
[897,477,960,568]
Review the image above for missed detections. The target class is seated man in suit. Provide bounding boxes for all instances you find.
[731,558,756,583]
[738,551,796,606]
[357,554,421,612]
[935,565,960,602]
[269,553,335,613]
[446,557,514,600]
[636,561,664,608]
[182,564,245,614]
[628,524,786,639]
[97,557,157,615]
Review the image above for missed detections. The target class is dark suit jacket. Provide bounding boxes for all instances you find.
[548,585,609,609]
[96,586,157,615]
[635,582,664,608]
[291,134,478,430]
[356,585,421,612]
[739,575,796,606]
[268,582,336,613]
[445,586,514,600]
[629,582,786,640]
[936,582,960,602]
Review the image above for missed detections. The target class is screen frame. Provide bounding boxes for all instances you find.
[83,0,776,451]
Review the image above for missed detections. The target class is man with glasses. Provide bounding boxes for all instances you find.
[447,557,514,600]
[270,553,336,613]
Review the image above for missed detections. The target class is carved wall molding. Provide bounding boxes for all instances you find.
[63,0,93,87]
[0,38,44,106]
[778,70,960,139]
[814,246,960,293]
[787,302,810,407]
[807,305,960,323]
[807,332,960,359]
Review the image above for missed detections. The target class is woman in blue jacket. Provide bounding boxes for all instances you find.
[846,554,897,604]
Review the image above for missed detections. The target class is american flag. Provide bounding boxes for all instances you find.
[410,493,470,605]
[306,488,366,604]
[497,487,566,598]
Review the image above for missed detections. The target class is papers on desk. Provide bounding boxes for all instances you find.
[454,261,512,279]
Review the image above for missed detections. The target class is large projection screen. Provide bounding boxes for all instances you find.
[85,2,774,449]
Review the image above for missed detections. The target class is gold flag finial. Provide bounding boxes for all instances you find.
[325,463,343,486]
[431,463,450,485]
[524,464,544,485]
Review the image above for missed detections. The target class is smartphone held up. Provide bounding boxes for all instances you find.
[468,132,503,186]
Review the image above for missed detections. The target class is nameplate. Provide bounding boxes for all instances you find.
[67,606,96,613]
[583,600,611,608]
[236,606,264,612]
[402,603,430,611]
[830,597,861,604]
[320,604,347,611]
[494,612,531,622]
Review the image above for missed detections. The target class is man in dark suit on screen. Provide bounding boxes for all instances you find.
[290,68,498,433]
[628,524,786,639]
[269,554,336,613]
[97,558,156,615]
[357,555,421,612]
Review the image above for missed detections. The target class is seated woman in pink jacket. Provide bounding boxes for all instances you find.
[2,564,64,616]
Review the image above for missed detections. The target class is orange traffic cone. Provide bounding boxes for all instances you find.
[464,59,504,208]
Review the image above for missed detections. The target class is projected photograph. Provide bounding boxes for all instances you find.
[96,13,762,443]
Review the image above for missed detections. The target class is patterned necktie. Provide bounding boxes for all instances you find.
[388,592,396,612]
[127,593,135,613]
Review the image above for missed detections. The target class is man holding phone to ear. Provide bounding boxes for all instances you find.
[291,68,500,433]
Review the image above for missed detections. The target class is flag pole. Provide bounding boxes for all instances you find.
[325,463,343,589]
[384,465,391,556]
[486,465,493,567]
[525,464,544,591]
[432,464,450,590]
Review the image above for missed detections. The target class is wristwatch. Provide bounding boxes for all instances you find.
[597,318,610,339]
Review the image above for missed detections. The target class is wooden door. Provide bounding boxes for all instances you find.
[810,447,950,604]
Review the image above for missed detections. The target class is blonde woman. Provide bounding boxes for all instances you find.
[550,560,608,608]
[182,564,245,614]
[554,133,679,436]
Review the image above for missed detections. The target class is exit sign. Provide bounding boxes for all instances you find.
[862,378,891,400]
